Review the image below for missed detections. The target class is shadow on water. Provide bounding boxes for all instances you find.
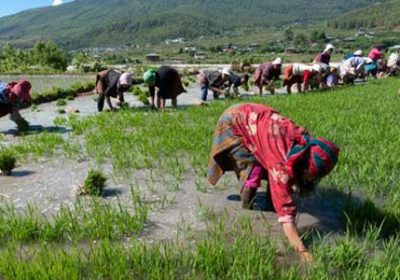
[9,170,35,177]
[227,187,400,241]
[102,188,123,198]
[2,125,71,136]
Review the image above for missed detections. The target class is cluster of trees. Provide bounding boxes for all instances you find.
[0,41,68,73]
[284,29,328,44]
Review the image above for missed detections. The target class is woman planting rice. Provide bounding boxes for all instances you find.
[143,66,186,110]
[0,80,32,131]
[95,69,133,112]
[208,103,339,262]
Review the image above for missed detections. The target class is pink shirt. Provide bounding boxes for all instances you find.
[368,48,383,62]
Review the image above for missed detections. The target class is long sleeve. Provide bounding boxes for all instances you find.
[267,164,297,223]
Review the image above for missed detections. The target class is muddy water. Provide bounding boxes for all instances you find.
[0,156,347,243]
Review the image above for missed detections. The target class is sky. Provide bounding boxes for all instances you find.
[0,0,74,18]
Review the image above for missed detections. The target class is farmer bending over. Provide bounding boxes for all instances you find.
[96,69,133,112]
[253,57,282,96]
[0,80,32,131]
[197,68,232,101]
[283,64,323,93]
[208,103,339,263]
[143,66,186,110]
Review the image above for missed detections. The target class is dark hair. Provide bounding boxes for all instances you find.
[292,156,319,197]
[375,43,385,51]
[241,74,250,83]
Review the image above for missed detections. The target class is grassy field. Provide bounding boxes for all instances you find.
[1,78,400,278]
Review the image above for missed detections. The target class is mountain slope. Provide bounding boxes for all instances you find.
[0,0,385,49]
[328,0,400,29]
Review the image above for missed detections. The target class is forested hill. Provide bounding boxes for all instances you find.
[328,0,400,29]
[0,0,384,49]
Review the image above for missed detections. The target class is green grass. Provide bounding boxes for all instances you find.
[2,78,400,277]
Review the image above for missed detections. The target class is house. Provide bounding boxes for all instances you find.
[145,53,161,62]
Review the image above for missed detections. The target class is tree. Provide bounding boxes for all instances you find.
[284,28,294,42]
[29,41,68,71]
[0,43,28,72]
[294,33,307,45]
[310,30,327,43]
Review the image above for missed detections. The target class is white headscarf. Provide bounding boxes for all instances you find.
[119,73,133,86]
[221,67,231,76]
[324,44,334,53]
[272,57,282,65]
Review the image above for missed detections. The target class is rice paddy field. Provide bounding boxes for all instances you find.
[0,74,94,94]
[0,76,400,279]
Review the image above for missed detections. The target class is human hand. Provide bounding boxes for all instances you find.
[105,107,117,112]
[298,250,314,264]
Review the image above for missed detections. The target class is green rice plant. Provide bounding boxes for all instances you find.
[130,86,150,105]
[56,108,66,114]
[138,90,150,105]
[0,188,147,243]
[131,86,143,96]
[0,149,16,175]
[78,170,107,196]
[30,104,39,112]
[56,99,67,106]
[182,79,190,87]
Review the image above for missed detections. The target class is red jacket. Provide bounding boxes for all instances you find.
[232,103,308,222]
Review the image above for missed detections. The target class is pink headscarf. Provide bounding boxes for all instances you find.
[10,80,32,103]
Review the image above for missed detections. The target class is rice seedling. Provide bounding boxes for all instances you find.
[55,99,67,106]
[57,108,67,114]
[0,149,16,175]
[77,170,107,196]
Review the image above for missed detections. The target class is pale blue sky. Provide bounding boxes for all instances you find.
[0,0,74,18]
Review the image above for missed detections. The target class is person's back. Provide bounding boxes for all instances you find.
[388,53,399,68]
[203,69,223,87]
[292,63,312,76]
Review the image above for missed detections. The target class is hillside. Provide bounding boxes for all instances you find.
[328,0,400,29]
[0,0,384,49]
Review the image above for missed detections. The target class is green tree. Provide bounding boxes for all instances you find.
[310,30,327,43]
[294,33,307,45]
[284,28,294,42]
[0,43,28,72]
[29,41,68,71]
